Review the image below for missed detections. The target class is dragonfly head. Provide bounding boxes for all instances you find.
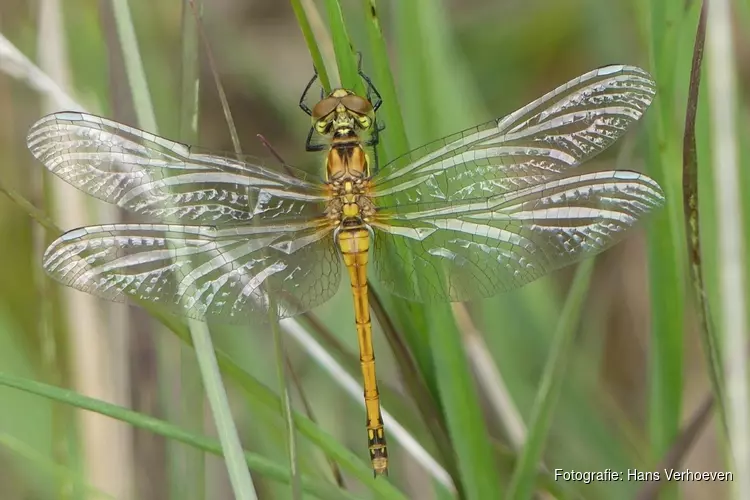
[312,88,374,137]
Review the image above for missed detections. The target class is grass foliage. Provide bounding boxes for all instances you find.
[0,0,746,499]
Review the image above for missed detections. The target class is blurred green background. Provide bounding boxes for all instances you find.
[0,0,746,499]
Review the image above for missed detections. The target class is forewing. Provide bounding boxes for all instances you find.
[371,171,664,302]
[371,66,656,206]
[43,220,340,322]
[27,112,328,224]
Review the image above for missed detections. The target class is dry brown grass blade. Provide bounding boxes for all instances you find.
[635,393,714,500]
[681,0,726,433]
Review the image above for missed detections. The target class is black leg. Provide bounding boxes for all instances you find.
[354,54,383,112]
[363,124,381,148]
[364,118,383,175]
[299,69,318,116]
[370,139,381,176]
[359,69,383,112]
[304,126,327,152]
[363,119,385,148]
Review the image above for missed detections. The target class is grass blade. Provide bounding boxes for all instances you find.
[113,2,258,498]
[191,4,303,494]
[0,372,360,500]
[505,260,594,500]
[0,33,82,110]
[0,433,115,500]
[361,0,408,160]
[370,291,458,487]
[0,172,410,498]
[176,3,206,500]
[389,2,497,496]
[323,0,361,92]
[291,0,331,91]
[38,3,132,498]
[640,0,687,473]
[706,0,750,495]
[273,326,301,499]
[635,393,715,500]
[681,0,727,432]
[299,3,457,488]
[283,318,453,491]
[3,38,410,495]
[429,307,499,499]
[111,0,157,132]
[358,1,459,483]
[284,356,346,486]
[453,304,526,452]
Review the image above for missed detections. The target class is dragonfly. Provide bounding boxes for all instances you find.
[28,64,664,477]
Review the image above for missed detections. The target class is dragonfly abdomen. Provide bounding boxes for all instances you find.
[337,226,389,476]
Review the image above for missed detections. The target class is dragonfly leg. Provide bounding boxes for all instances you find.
[354,53,383,111]
[337,227,389,476]
[359,69,383,112]
[305,126,327,152]
[299,69,319,116]
[364,127,381,176]
[363,120,385,175]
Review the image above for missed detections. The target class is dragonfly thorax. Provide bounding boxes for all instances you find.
[325,177,375,226]
[326,141,370,179]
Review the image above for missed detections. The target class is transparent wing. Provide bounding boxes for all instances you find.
[371,65,656,205]
[27,112,328,224]
[371,171,664,302]
[43,220,340,322]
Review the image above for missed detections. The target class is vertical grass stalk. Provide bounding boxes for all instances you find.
[706,0,750,496]
[113,2,258,498]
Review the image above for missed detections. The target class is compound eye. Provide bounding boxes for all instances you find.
[311,97,339,120]
[340,94,373,114]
